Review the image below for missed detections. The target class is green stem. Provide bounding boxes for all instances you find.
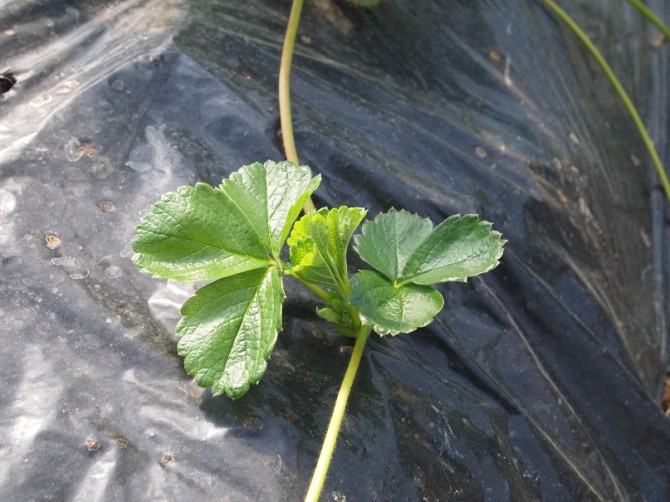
[305,324,372,502]
[626,0,670,40]
[279,0,316,213]
[288,272,331,304]
[542,0,670,204]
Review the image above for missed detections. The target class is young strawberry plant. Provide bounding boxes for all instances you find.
[131,160,505,498]
[131,1,506,500]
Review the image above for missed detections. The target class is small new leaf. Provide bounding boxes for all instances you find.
[350,270,443,335]
[176,266,284,399]
[315,290,356,335]
[288,206,367,292]
[355,209,505,285]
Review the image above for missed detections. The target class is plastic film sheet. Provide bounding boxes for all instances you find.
[0,0,669,500]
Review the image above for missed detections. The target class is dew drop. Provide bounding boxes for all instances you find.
[50,257,89,280]
[126,160,152,173]
[0,189,17,214]
[126,143,152,172]
[98,200,116,212]
[332,490,347,502]
[65,138,83,162]
[104,265,123,278]
[29,94,52,108]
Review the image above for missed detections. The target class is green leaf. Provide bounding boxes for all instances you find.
[353,208,432,282]
[315,291,356,334]
[350,270,443,335]
[132,183,271,281]
[132,161,320,281]
[219,160,320,258]
[176,266,284,399]
[288,206,367,292]
[400,214,505,285]
[355,209,505,285]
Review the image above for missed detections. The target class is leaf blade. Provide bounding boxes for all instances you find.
[288,206,367,291]
[220,160,320,257]
[350,270,444,335]
[132,183,270,281]
[401,214,506,285]
[354,208,433,282]
[132,161,320,281]
[355,210,505,286]
[176,266,284,398]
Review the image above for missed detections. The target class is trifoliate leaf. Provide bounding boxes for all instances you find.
[132,161,320,281]
[350,270,443,335]
[132,183,271,281]
[219,160,320,258]
[287,206,367,292]
[176,266,284,399]
[354,209,505,285]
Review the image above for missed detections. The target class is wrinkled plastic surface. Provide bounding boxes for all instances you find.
[1,0,669,500]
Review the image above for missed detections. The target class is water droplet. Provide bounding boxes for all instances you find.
[98,200,116,212]
[50,257,89,280]
[29,95,52,108]
[104,265,123,278]
[0,189,17,214]
[126,142,153,172]
[61,81,78,92]
[126,160,152,173]
[65,138,82,162]
[332,490,347,502]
